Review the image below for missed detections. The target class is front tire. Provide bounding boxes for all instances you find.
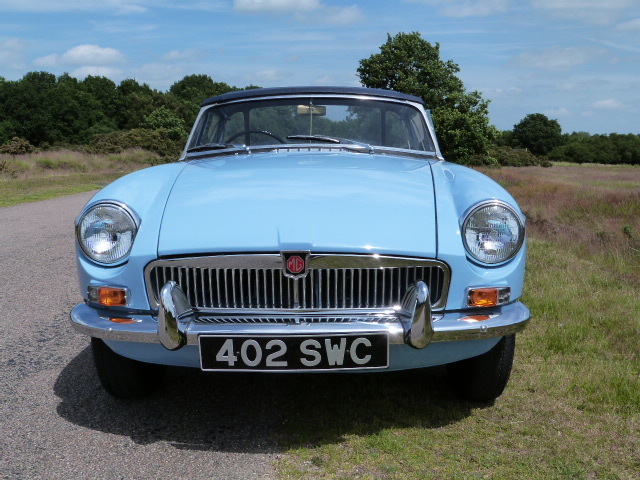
[91,338,167,399]
[447,335,516,402]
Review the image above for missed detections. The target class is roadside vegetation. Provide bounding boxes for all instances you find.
[0,148,162,207]
[275,163,639,480]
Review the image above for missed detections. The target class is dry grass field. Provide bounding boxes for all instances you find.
[482,163,640,284]
[0,149,162,207]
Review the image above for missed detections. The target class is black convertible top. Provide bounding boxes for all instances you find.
[201,86,425,107]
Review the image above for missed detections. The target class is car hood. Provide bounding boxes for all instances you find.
[157,151,437,257]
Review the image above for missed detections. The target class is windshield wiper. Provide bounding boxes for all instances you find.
[286,135,341,144]
[186,143,242,153]
[287,135,375,153]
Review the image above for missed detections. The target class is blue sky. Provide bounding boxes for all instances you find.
[1,0,639,134]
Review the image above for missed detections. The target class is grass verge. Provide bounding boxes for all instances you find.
[0,149,162,207]
[0,172,128,207]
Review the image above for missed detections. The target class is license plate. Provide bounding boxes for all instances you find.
[199,333,389,371]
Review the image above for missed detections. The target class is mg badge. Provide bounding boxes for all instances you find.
[282,251,310,279]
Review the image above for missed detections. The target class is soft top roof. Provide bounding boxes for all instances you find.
[201,86,425,107]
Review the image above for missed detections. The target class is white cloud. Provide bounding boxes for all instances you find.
[71,66,124,78]
[234,0,321,13]
[249,68,291,83]
[33,54,58,67]
[34,45,125,67]
[0,0,147,14]
[513,46,605,69]
[132,62,196,90]
[531,0,637,25]
[93,21,158,34]
[408,0,510,17]
[616,18,640,31]
[322,4,363,24]
[234,0,364,24]
[593,99,623,109]
[544,107,571,117]
[0,38,27,70]
[163,49,199,62]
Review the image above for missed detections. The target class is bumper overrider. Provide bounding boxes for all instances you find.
[70,281,530,350]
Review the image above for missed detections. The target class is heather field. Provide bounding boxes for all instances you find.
[482,163,640,284]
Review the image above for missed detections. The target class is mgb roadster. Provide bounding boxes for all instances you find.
[71,86,529,400]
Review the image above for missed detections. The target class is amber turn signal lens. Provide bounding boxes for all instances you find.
[460,314,492,322]
[97,287,128,306]
[468,288,499,307]
[109,317,138,324]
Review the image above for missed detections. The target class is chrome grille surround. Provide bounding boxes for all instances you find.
[144,254,450,320]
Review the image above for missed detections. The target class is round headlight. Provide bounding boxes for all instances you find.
[76,202,138,265]
[462,202,524,265]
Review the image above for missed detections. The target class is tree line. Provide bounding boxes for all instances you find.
[0,72,245,158]
[1,32,638,165]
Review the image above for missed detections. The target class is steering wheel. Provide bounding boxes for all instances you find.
[225,130,286,144]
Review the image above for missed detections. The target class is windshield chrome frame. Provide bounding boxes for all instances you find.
[180,93,444,161]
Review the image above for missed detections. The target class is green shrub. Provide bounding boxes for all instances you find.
[0,136,36,156]
[549,134,640,165]
[87,128,185,159]
[141,106,188,140]
[468,146,551,167]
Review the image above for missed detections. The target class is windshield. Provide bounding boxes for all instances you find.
[188,96,436,153]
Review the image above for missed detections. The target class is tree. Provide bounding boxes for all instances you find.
[168,74,237,126]
[81,75,120,133]
[357,32,495,163]
[116,79,163,130]
[142,106,188,140]
[511,113,563,156]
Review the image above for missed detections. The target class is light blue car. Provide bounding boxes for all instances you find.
[71,86,530,401]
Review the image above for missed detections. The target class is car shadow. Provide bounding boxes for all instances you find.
[54,346,479,453]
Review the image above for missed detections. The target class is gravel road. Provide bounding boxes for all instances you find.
[0,193,279,480]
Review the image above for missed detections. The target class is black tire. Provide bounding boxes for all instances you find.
[447,334,516,402]
[91,337,167,399]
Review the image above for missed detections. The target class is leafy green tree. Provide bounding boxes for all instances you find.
[2,72,58,145]
[168,74,238,126]
[511,113,563,156]
[80,75,120,133]
[357,32,495,163]
[142,106,188,140]
[116,79,163,130]
[0,72,109,145]
[549,133,640,165]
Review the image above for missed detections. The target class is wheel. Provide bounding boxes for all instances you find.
[91,338,166,399]
[225,129,286,144]
[447,334,516,402]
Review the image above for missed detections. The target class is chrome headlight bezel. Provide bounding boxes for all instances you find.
[461,200,525,266]
[75,201,140,266]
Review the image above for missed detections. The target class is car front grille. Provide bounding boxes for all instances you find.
[145,254,450,312]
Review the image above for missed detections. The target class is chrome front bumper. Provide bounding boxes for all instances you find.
[70,282,530,349]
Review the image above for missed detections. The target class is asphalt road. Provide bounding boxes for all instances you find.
[0,193,279,479]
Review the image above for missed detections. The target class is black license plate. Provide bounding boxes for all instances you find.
[199,333,389,371]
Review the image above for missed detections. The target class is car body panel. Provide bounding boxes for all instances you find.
[429,161,527,309]
[158,151,437,257]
